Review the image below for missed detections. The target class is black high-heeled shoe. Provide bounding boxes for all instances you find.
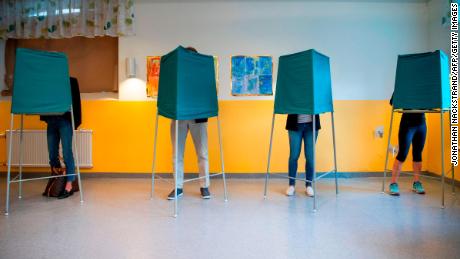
[58,189,74,199]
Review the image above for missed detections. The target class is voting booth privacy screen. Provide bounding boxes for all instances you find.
[274,49,333,115]
[11,48,71,115]
[392,50,450,110]
[157,46,218,120]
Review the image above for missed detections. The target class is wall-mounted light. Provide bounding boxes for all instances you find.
[119,77,147,101]
[126,57,136,78]
[119,57,146,100]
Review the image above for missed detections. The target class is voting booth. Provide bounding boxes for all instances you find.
[264,49,338,211]
[274,49,333,115]
[151,46,227,216]
[392,51,450,110]
[5,48,83,215]
[382,50,454,207]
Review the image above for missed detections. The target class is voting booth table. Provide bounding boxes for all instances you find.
[5,48,83,215]
[382,50,454,208]
[151,46,227,217]
[264,49,338,211]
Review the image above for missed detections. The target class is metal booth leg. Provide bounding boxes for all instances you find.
[382,108,395,193]
[331,112,338,195]
[217,116,228,202]
[264,113,276,199]
[5,114,14,215]
[174,119,179,218]
[312,115,317,212]
[151,111,159,199]
[70,107,84,203]
[18,115,24,199]
[441,111,445,209]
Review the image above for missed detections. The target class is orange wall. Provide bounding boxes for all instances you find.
[0,100,428,174]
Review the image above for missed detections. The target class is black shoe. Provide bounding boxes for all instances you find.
[58,190,74,199]
[167,188,183,200]
[200,187,211,199]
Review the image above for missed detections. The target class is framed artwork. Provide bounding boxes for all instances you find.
[231,55,273,96]
[147,55,219,97]
[146,56,161,97]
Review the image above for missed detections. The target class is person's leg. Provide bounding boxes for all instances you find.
[389,123,415,195]
[46,118,61,169]
[411,123,426,180]
[391,124,415,183]
[303,123,318,188]
[288,126,303,187]
[170,120,188,189]
[390,159,403,183]
[189,121,209,188]
[412,161,422,182]
[411,123,427,194]
[59,118,75,192]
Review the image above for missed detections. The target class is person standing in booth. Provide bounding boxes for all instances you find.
[167,46,211,200]
[388,112,427,196]
[285,114,320,197]
[388,97,426,196]
[40,77,82,199]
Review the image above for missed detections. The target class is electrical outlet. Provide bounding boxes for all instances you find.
[388,145,399,157]
[374,126,384,138]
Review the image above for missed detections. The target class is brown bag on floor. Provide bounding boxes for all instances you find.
[43,167,80,197]
[43,167,66,197]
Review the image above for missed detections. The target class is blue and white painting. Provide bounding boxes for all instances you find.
[231,55,273,95]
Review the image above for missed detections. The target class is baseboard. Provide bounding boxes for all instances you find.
[0,171,458,186]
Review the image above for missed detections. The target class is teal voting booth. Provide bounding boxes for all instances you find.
[392,50,450,110]
[382,50,454,208]
[274,49,333,115]
[265,49,338,211]
[5,48,84,215]
[151,46,227,217]
[157,46,218,120]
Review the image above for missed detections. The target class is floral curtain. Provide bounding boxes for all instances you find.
[0,0,135,39]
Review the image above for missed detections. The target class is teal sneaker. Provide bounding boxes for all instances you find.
[389,183,400,196]
[412,181,425,194]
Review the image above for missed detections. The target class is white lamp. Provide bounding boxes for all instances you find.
[119,56,147,100]
[126,57,136,78]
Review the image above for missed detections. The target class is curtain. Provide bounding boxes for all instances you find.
[0,0,134,39]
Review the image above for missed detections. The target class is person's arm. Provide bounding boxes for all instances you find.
[314,114,321,130]
[286,114,297,131]
[66,77,82,129]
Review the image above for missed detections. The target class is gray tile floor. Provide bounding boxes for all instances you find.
[0,176,459,259]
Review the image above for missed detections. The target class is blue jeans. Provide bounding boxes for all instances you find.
[288,123,318,187]
[45,117,75,182]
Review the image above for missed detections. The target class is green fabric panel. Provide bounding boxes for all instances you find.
[157,48,178,119]
[274,49,333,115]
[11,48,71,115]
[312,51,333,114]
[157,46,218,120]
[393,50,450,110]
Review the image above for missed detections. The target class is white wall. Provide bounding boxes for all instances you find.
[428,0,450,53]
[119,1,430,100]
